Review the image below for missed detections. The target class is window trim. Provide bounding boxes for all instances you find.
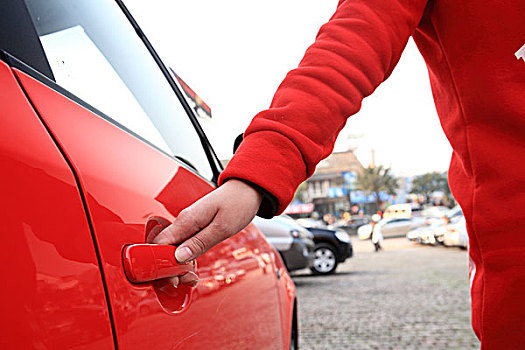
[114,0,223,182]
[1,0,224,184]
[1,50,216,185]
[0,0,55,81]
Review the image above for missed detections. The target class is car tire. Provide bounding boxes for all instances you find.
[310,243,338,275]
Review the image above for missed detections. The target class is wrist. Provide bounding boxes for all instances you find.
[221,178,277,219]
[223,179,263,206]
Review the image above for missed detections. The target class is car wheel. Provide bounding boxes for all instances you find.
[310,243,338,275]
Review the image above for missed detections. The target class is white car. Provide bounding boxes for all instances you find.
[420,206,450,218]
[358,217,427,240]
[443,217,468,249]
[406,206,464,244]
[407,222,442,244]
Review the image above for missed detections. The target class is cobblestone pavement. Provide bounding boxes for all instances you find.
[292,237,480,350]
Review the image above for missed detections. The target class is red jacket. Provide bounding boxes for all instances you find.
[219,0,525,347]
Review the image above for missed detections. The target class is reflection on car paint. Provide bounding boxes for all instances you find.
[0,62,113,348]
[14,68,293,348]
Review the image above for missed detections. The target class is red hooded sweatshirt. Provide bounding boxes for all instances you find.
[219,0,525,347]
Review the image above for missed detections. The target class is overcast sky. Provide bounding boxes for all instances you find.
[123,0,452,177]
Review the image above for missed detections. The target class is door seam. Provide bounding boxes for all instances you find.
[12,68,120,350]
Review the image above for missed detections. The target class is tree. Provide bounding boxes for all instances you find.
[410,171,448,203]
[355,165,398,212]
[440,172,455,206]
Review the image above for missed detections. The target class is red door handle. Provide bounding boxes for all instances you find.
[122,244,196,283]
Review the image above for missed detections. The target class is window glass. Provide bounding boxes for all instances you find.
[24,0,214,180]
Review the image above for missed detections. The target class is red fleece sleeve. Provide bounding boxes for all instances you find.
[219,0,429,215]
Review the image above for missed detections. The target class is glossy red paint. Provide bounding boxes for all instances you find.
[15,69,295,348]
[122,244,196,283]
[0,61,114,348]
[274,249,298,348]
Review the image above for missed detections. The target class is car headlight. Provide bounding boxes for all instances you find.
[335,231,351,243]
[291,228,314,240]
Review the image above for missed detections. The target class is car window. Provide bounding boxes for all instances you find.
[23,0,214,181]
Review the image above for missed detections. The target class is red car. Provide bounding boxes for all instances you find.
[0,1,296,348]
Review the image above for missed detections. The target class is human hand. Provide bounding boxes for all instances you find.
[153,179,263,263]
[167,270,199,288]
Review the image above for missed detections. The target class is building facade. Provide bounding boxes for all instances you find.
[301,150,364,216]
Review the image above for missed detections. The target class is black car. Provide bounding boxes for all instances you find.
[337,216,370,235]
[306,227,353,275]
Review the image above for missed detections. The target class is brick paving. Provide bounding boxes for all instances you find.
[292,237,480,349]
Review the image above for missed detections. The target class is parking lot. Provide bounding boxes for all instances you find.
[292,237,480,349]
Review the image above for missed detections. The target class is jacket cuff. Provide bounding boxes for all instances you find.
[218,130,307,216]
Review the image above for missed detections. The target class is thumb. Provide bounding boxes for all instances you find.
[155,179,262,262]
[174,202,259,263]
[173,221,228,262]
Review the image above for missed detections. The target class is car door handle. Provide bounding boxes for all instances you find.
[122,244,196,283]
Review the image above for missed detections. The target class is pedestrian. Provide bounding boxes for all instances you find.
[154,0,525,348]
[370,214,383,252]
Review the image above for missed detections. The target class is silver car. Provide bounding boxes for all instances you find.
[359,217,427,240]
[253,215,314,271]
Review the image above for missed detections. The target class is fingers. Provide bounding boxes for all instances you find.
[167,276,179,287]
[154,179,263,263]
[167,271,199,288]
[174,199,260,262]
[153,197,219,246]
[174,220,232,262]
[179,271,199,286]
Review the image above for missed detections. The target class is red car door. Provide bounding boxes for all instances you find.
[9,0,292,348]
[0,61,114,348]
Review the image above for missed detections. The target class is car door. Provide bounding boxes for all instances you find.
[0,60,114,349]
[382,218,412,237]
[8,0,287,348]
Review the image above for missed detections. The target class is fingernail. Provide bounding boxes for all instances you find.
[175,246,192,263]
[190,280,199,287]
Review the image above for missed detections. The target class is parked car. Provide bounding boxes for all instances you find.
[334,216,370,235]
[0,1,297,348]
[420,206,450,218]
[306,227,353,275]
[407,206,464,245]
[443,217,469,249]
[358,217,427,240]
[253,216,315,272]
[383,203,423,219]
[407,222,442,244]
[295,217,326,228]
